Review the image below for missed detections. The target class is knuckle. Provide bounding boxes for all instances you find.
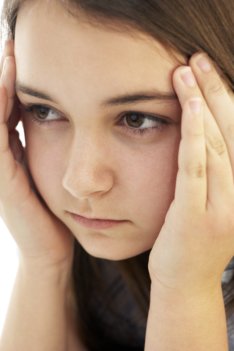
[207,135,226,156]
[185,161,206,178]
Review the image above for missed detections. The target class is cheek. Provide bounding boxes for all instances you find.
[24,128,67,207]
[121,134,180,235]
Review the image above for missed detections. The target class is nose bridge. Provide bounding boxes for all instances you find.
[69,131,108,168]
[62,132,114,198]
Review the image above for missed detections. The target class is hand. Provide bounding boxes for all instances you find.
[0,40,74,271]
[148,52,234,295]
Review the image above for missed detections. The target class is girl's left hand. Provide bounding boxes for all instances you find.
[148,52,234,295]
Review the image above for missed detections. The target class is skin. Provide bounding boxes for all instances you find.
[0,0,233,290]
[0,1,234,350]
[14,0,185,260]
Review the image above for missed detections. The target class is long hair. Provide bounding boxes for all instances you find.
[1,1,234,349]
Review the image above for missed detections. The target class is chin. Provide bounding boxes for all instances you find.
[71,225,154,261]
[79,240,150,261]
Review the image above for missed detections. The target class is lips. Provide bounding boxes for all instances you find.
[68,212,127,230]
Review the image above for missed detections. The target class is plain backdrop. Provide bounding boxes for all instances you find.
[0,0,24,336]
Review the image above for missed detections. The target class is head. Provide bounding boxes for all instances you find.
[1,0,234,261]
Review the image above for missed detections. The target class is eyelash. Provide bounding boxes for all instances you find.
[21,103,170,136]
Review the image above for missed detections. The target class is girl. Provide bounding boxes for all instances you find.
[0,0,234,350]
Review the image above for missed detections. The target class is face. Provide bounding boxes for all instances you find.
[15,0,185,260]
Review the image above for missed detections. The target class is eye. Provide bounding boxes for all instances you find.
[119,111,170,136]
[21,104,65,124]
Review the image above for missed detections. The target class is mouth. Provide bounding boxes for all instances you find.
[67,212,128,230]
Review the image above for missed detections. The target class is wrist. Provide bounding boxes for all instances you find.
[18,253,73,290]
[146,279,227,351]
[150,275,223,303]
[149,262,223,301]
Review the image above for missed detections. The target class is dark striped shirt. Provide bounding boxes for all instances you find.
[87,256,234,350]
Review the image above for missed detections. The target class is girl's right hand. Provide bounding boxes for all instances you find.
[0,40,75,272]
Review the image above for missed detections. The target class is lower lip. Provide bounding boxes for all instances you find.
[69,213,126,229]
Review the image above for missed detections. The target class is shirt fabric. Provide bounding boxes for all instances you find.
[222,256,234,350]
[87,256,234,350]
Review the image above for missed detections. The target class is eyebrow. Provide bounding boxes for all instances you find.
[15,81,178,106]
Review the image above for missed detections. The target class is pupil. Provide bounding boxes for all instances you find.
[38,107,49,119]
[126,113,144,128]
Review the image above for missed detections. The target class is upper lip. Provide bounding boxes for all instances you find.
[67,211,124,222]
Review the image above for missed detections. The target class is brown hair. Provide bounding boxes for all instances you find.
[1,0,234,349]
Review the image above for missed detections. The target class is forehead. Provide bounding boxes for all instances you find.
[15,1,185,104]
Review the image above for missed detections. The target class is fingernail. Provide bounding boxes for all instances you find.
[181,68,196,87]
[189,98,202,114]
[196,56,211,72]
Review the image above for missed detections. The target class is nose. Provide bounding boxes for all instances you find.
[62,137,114,200]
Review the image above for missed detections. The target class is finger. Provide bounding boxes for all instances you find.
[0,39,14,74]
[0,86,18,197]
[0,86,8,145]
[0,56,16,121]
[174,98,206,212]
[173,66,233,205]
[0,40,18,131]
[189,52,234,173]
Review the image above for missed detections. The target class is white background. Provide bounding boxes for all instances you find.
[0,0,21,336]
